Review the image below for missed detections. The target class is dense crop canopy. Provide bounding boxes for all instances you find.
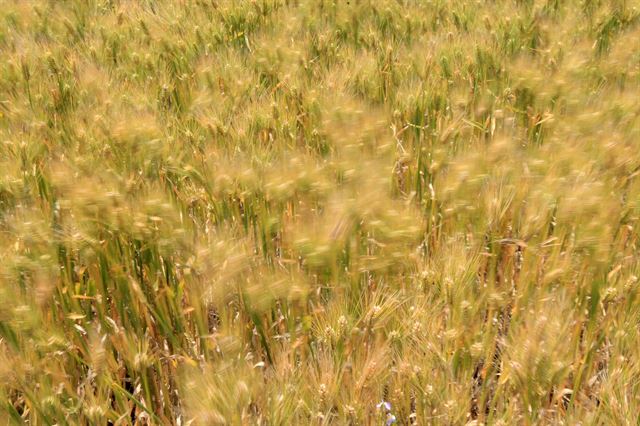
[0,0,639,424]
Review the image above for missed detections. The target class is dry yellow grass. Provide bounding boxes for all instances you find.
[1,0,639,424]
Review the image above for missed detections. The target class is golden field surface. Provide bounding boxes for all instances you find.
[0,0,639,424]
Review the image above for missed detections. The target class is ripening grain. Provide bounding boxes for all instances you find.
[1,0,639,424]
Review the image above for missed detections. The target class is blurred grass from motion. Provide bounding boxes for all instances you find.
[1,0,639,424]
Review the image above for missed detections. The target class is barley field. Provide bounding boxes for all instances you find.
[1,0,639,424]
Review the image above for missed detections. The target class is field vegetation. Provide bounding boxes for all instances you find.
[1,0,639,424]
